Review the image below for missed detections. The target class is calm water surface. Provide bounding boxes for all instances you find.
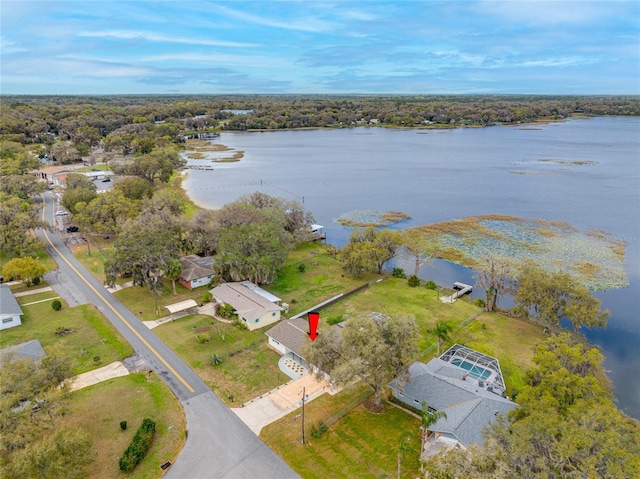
[183,117,640,418]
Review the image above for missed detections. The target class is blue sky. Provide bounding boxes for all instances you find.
[1,0,638,95]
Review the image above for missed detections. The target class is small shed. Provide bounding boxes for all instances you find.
[0,284,23,330]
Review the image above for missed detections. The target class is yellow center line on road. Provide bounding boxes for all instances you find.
[40,195,195,394]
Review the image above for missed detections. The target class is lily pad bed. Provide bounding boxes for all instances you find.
[336,210,411,227]
[414,215,627,290]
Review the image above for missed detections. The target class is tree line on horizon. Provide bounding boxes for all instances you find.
[1,95,638,151]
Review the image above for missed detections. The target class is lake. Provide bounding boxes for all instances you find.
[183,117,640,419]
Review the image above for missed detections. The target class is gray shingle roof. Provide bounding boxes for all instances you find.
[0,284,23,316]
[0,339,46,366]
[180,255,215,282]
[389,358,518,447]
[210,282,282,322]
[265,317,310,357]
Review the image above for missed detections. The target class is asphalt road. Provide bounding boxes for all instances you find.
[37,191,298,479]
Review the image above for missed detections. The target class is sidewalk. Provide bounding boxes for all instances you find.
[231,374,331,435]
[68,361,130,391]
[13,286,54,297]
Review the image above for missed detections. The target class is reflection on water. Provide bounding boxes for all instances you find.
[183,117,640,418]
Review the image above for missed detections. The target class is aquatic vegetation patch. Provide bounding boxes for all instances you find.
[537,158,597,166]
[336,210,411,227]
[414,215,627,290]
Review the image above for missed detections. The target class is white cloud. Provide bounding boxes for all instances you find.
[77,30,259,48]
[214,4,335,33]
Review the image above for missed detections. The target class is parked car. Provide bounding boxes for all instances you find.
[55,210,68,216]
[102,177,111,182]
[66,226,79,233]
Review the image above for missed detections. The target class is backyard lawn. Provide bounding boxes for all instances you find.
[267,242,379,316]
[319,276,480,352]
[261,385,421,479]
[153,314,287,404]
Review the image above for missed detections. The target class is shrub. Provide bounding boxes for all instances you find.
[298,263,306,273]
[407,275,421,287]
[32,276,41,285]
[120,421,127,431]
[218,303,235,319]
[327,315,344,326]
[475,298,486,308]
[51,299,62,311]
[195,333,210,344]
[202,291,212,303]
[209,354,222,366]
[118,418,156,472]
[310,422,328,439]
[424,280,437,290]
[93,356,101,364]
[391,267,406,278]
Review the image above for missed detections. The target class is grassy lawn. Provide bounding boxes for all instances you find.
[15,290,59,305]
[453,313,546,395]
[319,276,480,351]
[112,281,207,321]
[153,314,286,404]
[66,373,185,479]
[0,300,133,375]
[266,242,379,316]
[262,385,421,479]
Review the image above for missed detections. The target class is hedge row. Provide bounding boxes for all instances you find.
[118,418,156,472]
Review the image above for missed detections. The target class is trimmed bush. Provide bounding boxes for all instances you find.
[424,280,437,290]
[407,275,421,287]
[118,418,156,472]
[202,291,212,303]
[51,299,62,311]
[120,421,127,431]
[298,263,306,273]
[391,267,406,278]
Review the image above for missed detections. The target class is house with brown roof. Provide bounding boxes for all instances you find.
[209,282,283,331]
[178,255,215,290]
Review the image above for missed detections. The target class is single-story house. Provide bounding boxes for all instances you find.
[265,317,310,361]
[389,344,518,456]
[179,255,215,290]
[209,282,283,331]
[0,284,24,330]
[0,339,46,366]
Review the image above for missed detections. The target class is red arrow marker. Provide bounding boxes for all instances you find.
[308,311,320,341]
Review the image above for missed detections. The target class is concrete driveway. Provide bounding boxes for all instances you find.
[232,374,331,435]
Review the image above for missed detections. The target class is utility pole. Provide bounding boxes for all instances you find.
[301,386,305,445]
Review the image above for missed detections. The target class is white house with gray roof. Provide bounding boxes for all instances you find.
[389,345,518,456]
[178,254,215,290]
[210,282,283,331]
[0,284,23,330]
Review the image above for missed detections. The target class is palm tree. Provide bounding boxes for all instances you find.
[431,320,453,356]
[165,258,182,296]
[419,401,447,456]
[396,430,417,479]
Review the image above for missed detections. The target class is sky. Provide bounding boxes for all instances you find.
[1,0,639,95]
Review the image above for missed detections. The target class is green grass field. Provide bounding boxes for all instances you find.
[153,314,286,404]
[66,373,185,479]
[0,299,133,375]
[261,385,421,479]
[266,242,378,316]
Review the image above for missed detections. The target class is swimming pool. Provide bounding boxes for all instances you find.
[451,358,492,380]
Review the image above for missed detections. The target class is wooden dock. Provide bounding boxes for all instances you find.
[440,282,473,304]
